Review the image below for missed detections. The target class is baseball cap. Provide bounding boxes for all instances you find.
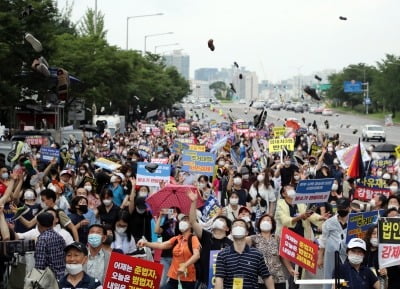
[24,189,36,200]
[347,238,366,251]
[60,169,73,176]
[238,206,251,215]
[114,172,125,181]
[64,242,88,256]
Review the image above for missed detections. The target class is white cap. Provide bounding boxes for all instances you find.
[60,169,73,176]
[24,190,36,200]
[114,172,125,181]
[347,238,366,251]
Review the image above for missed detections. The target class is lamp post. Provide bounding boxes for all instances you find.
[144,32,173,53]
[154,42,179,54]
[126,13,163,50]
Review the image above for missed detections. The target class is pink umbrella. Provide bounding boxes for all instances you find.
[146,184,204,216]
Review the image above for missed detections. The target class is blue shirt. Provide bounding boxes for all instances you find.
[216,244,270,289]
[333,260,378,289]
[109,184,124,207]
[59,272,102,289]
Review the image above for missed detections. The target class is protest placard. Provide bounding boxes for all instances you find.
[136,162,171,188]
[177,123,190,133]
[279,227,318,274]
[292,178,335,204]
[346,210,382,243]
[172,140,190,153]
[200,195,220,223]
[310,144,322,157]
[208,250,220,289]
[164,123,176,133]
[150,158,169,164]
[104,252,163,289]
[273,127,286,137]
[354,176,391,201]
[25,135,49,146]
[268,138,294,153]
[182,150,216,176]
[40,147,60,162]
[395,145,400,159]
[378,219,400,268]
[94,157,121,171]
[371,158,396,175]
[189,144,206,152]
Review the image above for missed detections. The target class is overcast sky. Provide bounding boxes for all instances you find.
[58,0,400,82]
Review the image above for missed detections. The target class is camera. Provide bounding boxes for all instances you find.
[0,240,35,258]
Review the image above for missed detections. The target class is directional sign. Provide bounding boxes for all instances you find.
[344,81,363,93]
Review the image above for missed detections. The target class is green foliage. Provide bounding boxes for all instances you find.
[78,8,107,40]
[209,81,232,99]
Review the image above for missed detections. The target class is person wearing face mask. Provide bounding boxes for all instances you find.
[333,238,379,289]
[330,158,344,183]
[387,180,399,196]
[85,224,110,283]
[238,207,256,236]
[138,215,201,289]
[13,189,41,233]
[318,198,351,289]
[111,210,137,254]
[68,196,90,244]
[386,195,400,210]
[108,173,125,207]
[187,190,233,289]
[369,194,387,211]
[97,189,121,228]
[246,214,295,289]
[323,143,337,166]
[128,192,153,242]
[197,175,213,201]
[274,157,299,186]
[363,225,388,288]
[214,219,275,289]
[0,167,10,196]
[249,169,276,217]
[223,192,243,222]
[155,207,181,288]
[59,242,103,289]
[227,171,250,207]
[81,180,101,212]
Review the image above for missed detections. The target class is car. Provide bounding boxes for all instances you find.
[193,103,202,109]
[322,108,333,116]
[270,103,281,111]
[294,105,304,113]
[314,107,324,114]
[238,99,247,104]
[286,103,295,111]
[362,125,386,142]
[253,101,265,110]
[171,103,186,118]
[211,99,220,104]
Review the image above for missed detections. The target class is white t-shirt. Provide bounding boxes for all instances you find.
[17,224,73,245]
[249,184,276,213]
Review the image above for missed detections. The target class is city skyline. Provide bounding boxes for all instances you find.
[58,0,400,82]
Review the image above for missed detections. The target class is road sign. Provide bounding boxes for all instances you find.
[344,81,363,93]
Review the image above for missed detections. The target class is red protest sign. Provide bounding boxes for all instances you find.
[279,227,318,274]
[104,252,163,289]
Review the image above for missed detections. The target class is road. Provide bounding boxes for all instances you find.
[185,103,400,146]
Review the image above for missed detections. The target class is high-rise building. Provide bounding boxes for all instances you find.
[194,68,218,81]
[233,70,259,101]
[163,50,190,80]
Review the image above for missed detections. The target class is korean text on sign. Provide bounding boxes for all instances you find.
[378,219,400,268]
[268,138,294,153]
[104,252,163,289]
[346,210,382,242]
[355,176,391,201]
[279,227,318,274]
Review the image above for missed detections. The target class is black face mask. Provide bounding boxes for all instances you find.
[78,205,88,214]
[337,209,349,217]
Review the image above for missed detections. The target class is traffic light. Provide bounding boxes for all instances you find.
[57,68,70,101]
[304,86,321,101]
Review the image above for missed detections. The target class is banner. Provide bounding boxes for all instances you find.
[273,127,286,137]
[346,210,381,243]
[164,123,177,133]
[40,147,60,162]
[182,150,216,176]
[104,252,163,289]
[378,219,400,268]
[177,123,190,133]
[25,135,49,146]
[395,145,400,159]
[268,138,294,153]
[189,144,206,152]
[150,158,169,164]
[94,157,121,171]
[136,162,171,188]
[201,195,220,223]
[371,158,395,175]
[279,227,318,274]
[292,178,335,204]
[172,141,190,153]
[252,138,262,159]
[310,144,322,157]
[208,250,220,289]
[354,176,391,201]
[335,143,370,169]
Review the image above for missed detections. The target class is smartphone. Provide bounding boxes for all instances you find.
[161,208,174,215]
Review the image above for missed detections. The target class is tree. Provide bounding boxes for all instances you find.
[79,8,107,40]
[209,81,229,99]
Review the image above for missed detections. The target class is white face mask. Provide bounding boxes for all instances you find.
[241,216,251,223]
[230,198,239,206]
[348,253,364,265]
[231,226,246,239]
[218,161,225,167]
[388,205,399,210]
[370,237,378,247]
[66,263,83,275]
[212,219,226,230]
[369,199,376,207]
[257,175,265,182]
[376,171,383,177]
[79,170,86,175]
[287,190,296,198]
[332,184,339,191]
[84,185,92,192]
[179,221,189,232]
[115,226,127,234]
[198,183,206,189]
[294,175,300,181]
[260,221,272,232]
[102,199,112,206]
[110,176,118,183]
[138,191,148,197]
[390,186,398,193]
[327,147,333,152]
[233,178,242,185]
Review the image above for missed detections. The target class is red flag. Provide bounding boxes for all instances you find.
[347,139,365,179]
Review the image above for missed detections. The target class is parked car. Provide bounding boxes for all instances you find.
[171,103,186,118]
[314,107,324,114]
[270,103,281,111]
[253,101,265,110]
[238,99,247,104]
[294,104,304,113]
[362,125,386,142]
[322,108,333,116]
[193,103,202,109]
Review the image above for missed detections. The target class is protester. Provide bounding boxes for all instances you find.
[222,191,243,221]
[86,224,110,283]
[111,210,137,254]
[97,188,120,227]
[248,168,276,216]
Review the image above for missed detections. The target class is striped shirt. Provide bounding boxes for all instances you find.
[215,244,271,289]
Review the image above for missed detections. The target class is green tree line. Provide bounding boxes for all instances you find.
[0,0,190,126]
[327,54,400,117]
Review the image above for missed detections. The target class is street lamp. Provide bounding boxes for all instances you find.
[144,32,173,53]
[154,43,179,54]
[126,13,164,50]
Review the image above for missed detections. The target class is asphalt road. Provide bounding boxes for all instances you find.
[185,103,400,146]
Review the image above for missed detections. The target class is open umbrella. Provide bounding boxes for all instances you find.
[146,184,204,216]
[285,119,301,131]
[374,143,396,153]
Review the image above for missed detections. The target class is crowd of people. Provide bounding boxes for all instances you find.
[0,114,399,289]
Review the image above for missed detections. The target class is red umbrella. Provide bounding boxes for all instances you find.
[146,184,204,216]
[285,119,301,131]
